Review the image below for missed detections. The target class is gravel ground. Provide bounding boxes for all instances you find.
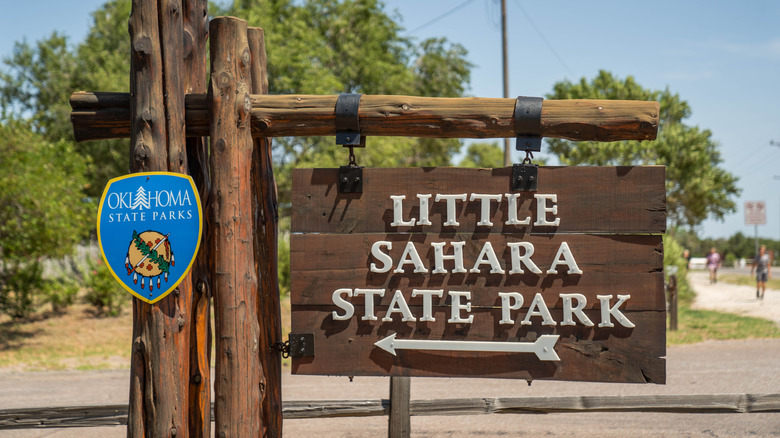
[1,268,779,437]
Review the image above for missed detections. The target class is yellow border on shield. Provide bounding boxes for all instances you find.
[96,172,203,304]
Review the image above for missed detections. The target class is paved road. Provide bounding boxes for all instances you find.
[2,270,779,437]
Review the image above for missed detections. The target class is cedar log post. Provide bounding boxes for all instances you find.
[248,27,283,437]
[127,0,192,436]
[181,1,212,436]
[70,92,659,143]
[209,17,263,436]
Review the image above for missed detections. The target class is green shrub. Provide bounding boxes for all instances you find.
[0,261,43,319]
[664,234,692,303]
[84,260,127,317]
[41,278,79,314]
[278,236,291,297]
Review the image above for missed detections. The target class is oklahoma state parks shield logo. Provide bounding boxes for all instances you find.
[97,172,202,304]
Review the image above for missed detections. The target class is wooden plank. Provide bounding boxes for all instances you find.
[388,376,411,438]
[291,167,666,234]
[291,233,664,310]
[291,308,665,383]
[208,17,262,437]
[70,92,659,142]
[4,394,779,429]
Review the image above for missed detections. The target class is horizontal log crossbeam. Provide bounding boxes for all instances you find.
[70,91,658,143]
[2,393,778,429]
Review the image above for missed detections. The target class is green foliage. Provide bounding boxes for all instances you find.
[84,260,127,317]
[546,70,740,228]
[278,236,291,297]
[222,0,472,219]
[458,142,504,168]
[0,0,130,199]
[0,122,90,261]
[0,122,91,319]
[41,278,79,314]
[663,234,691,302]
[0,262,42,319]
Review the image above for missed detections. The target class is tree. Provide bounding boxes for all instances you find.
[0,121,90,317]
[459,142,504,168]
[222,0,473,213]
[546,70,740,229]
[0,0,132,198]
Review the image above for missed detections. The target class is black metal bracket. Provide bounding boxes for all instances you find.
[335,93,365,193]
[274,333,315,358]
[335,93,365,147]
[514,96,543,153]
[338,165,363,193]
[511,96,543,192]
[512,163,538,191]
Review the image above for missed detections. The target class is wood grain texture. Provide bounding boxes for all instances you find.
[70,91,659,143]
[181,1,211,437]
[291,233,664,310]
[208,17,262,438]
[127,1,191,437]
[291,308,665,383]
[248,26,283,438]
[3,394,779,429]
[291,167,666,234]
[291,166,666,383]
[388,377,411,438]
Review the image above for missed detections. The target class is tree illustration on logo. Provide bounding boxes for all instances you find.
[125,230,175,292]
[131,186,150,210]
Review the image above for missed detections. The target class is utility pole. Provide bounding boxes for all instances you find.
[501,0,511,167]
[774,175,780,243]
[773,141,780,243]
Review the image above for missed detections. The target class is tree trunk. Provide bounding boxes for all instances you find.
[181,1,212,437]
[209,16,263,437]
[248,27,283,437]
[127,0,191,437]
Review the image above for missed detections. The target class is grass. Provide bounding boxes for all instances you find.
[0,295,293,372]
[666,270,780,345]
[0,302,133,371]
[1,279,779,370]
[667,304,780,345]
[718,273,780,290]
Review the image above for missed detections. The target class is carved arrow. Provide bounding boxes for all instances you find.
[374,333,560,361]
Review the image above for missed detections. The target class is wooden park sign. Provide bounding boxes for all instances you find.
[291,166,666,383]
[69,5,663,434]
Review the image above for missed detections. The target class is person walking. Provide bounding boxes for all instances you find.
[706,247,721,284]
[751,245,772,299]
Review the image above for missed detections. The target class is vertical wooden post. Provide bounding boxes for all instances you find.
[127,0,191,436]
[209,16,263,437]
[181,1,212,436]
[668,274,678,331]
[248,27,283,437]
[388,377,411,438]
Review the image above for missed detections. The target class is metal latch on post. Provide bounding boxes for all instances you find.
[335,93,365,194]
[274,333,315,358]
[512,96,543,192]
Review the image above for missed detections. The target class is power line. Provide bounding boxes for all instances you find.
[408,0,476,34]
[513,0,574,76]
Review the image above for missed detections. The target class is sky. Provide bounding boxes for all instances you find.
[2,0,779,244]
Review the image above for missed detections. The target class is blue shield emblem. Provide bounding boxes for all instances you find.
[97,172,203,304]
